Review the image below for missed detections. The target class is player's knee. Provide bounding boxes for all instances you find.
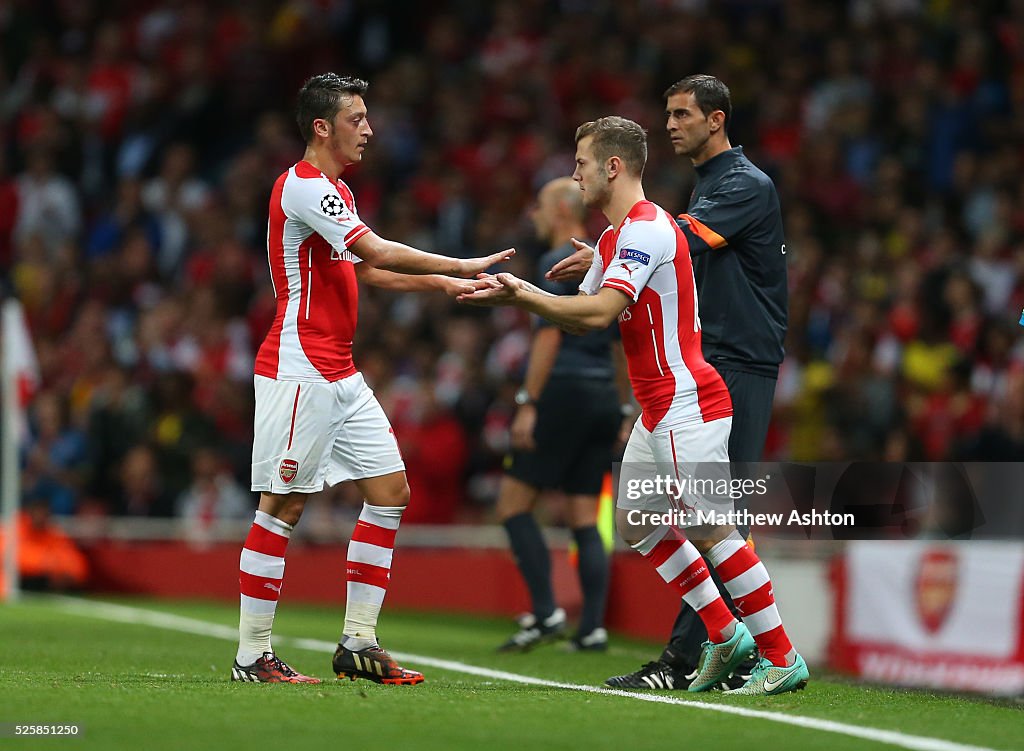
[395,479,411,506]
[495,476,537,521]
[496,493,532,521]
[687,523,735,553]
[260,492,307,527]
[356,471,411,507]
[375,477,411,507]
[567,496,599,529]
[615,508,647,545]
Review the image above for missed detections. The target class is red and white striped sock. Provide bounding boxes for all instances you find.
[631,525,735,643]
[707,531,794,666]
[342,502,404,650]
[236,510,292,665]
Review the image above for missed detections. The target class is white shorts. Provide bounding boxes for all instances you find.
[251,373,405,494]
[617,416,733,523]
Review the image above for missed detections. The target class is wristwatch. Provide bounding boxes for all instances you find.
[514,388,535,407]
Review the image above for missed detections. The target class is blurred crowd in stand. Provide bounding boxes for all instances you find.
[2,0,1023,529]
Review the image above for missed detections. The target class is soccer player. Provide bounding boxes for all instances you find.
[461,116,808,696]
[548,76,789,692]
[496,177,626,653]
[231,73,513,685]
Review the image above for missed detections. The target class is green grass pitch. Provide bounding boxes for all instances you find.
[1,596,1022,751]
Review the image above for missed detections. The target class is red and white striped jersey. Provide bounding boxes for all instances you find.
[580,200,732,431]
[255,160,372,382]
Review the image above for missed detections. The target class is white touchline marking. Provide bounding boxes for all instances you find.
[47,597,1002,751]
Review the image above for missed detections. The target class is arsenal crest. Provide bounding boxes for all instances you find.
[915,549,958,634]
[280,459,299,484]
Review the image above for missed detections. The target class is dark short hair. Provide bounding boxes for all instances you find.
[296,73,369,142]
[574,116,648,177]
[664,74,731,131]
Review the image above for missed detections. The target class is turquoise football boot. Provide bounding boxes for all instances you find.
[687,622,757,693]
[725,654,810,696]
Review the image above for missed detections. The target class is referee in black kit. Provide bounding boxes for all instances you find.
[547,75,788,689]
[496,177,628,654]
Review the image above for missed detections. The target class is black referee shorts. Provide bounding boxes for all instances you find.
[716,367,778,464]
[716,367,777,533]
[505,376,621,496]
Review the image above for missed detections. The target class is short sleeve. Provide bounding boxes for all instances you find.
[281,174,371,255]
[599,220,673,302]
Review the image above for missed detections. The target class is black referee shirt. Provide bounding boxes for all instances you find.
[676,146,788,378]
[535,242,616,380]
